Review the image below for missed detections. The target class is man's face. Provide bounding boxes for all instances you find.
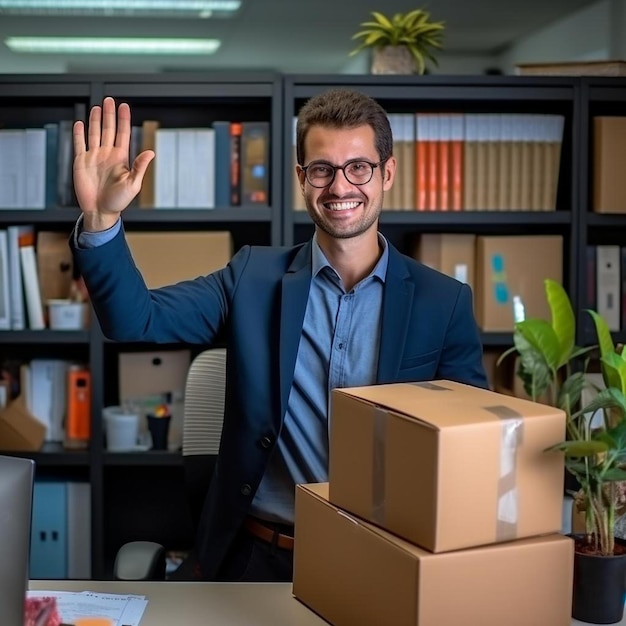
[298,124,395,241]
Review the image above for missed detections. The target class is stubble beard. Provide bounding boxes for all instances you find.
[305,197,382,240]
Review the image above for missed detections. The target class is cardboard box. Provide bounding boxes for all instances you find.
[475,235,562,331]
[294,483,573,626]
[593,117,626,214]
[329,380,565,553]
[0,396,46,451]
[412,233,476,289]
[126,231,233,288]
[118,349,191,449]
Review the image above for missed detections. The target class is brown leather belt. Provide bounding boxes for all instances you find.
[243,516,295,551]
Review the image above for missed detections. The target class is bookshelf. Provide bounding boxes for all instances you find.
[0,73,282,578]
[0,72,624,579]
[283,74,580,348]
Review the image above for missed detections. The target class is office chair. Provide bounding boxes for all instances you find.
[114,348,227,581]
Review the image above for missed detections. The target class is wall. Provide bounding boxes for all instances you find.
[498,0,625,73]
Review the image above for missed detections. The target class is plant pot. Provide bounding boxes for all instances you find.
[571,534,626,624]
[371,46,417,75]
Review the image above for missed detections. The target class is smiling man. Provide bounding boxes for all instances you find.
[69,87,487,583]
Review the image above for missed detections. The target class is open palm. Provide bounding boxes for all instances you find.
[73,97,154,220]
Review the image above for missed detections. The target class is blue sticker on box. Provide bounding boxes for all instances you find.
[491,253,509,304]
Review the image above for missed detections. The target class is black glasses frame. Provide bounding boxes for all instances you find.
[300,158,386,188]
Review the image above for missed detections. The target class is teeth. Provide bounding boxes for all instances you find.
[326,201,360,211]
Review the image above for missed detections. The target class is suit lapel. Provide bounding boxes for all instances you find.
[279,242,313,421]
[377,246,414,382]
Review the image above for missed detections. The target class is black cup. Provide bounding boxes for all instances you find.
[147,415,171,450]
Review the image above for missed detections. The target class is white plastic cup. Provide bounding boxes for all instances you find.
[103,406,140,452]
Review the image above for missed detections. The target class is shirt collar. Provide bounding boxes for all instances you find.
[311,232,389,284]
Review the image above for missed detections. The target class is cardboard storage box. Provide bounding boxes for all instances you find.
[593,116,626,214]
[329,380,565,553]
[0,396,46,451]
[412,233,476,289]
[294,483,573,626]
[126,231,233,288]
[474,235,562,331]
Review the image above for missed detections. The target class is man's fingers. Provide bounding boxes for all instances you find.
[86,105,102,151]
[114,101,132,152]
[100,97,117,147]
[73,120,86,157]
[129,150,155,186]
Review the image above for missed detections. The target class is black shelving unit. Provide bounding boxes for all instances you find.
[577,77,626,346]
[0,73,282,579]
[1,72,624,579]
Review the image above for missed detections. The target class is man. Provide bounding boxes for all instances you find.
[70,88,488,582]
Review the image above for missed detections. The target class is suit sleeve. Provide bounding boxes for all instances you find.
[436,283,489,389]
[70,221,248,345]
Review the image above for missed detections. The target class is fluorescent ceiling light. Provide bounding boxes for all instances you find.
[0,1,241,18]
[5,36,221,54]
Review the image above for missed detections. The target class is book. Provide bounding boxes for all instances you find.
[7,225,31,330]
[0,230,10,330]
[213,121,232,208]
[18,231,45,330]
[138,120,160,209]
[229,122,242,206]
[241,121,270,205]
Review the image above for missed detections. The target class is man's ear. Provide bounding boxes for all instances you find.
[383,156,397,191]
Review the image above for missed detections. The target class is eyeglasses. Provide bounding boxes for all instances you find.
[300,159,385,188]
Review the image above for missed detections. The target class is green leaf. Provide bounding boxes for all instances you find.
[579,387,626,419]
[602,352,626,396]
[516,318,561,371]
[547,439,610,456]
[544,279,575,367]
[601,468,626,481]
[370,11,393,30]
[557,371,585,416]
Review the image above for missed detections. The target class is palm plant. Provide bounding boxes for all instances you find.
[499,278,626,556]
[349,9,445,75]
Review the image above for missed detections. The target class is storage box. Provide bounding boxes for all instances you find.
[412,233,476,289]
[593,117,626,214]
[47,299,89,330]
[294,483,573,626]
[0,396,46,451]
[126,231,233,288]
[329,380,565,552]
[474,235,562,331]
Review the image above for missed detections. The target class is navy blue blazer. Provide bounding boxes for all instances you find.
[71,225,488,578]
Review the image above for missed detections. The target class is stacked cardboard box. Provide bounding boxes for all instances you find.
[293,380,574,626]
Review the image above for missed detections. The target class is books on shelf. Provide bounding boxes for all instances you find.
[145,120,270,209]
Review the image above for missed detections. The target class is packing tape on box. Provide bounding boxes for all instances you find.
[372,407,387,525]
[485,404,524,541]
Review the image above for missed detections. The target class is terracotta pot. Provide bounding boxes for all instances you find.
[571,534,626,624]
[371,46,418,75]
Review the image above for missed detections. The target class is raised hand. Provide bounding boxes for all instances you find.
[73,96,155,231]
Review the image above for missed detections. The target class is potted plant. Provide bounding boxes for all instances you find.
[349,9,444,75]
[500,278,626,624]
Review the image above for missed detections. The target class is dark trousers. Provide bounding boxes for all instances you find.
[215,523,294,582]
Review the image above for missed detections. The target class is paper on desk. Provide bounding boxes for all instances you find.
[27,590,148,626]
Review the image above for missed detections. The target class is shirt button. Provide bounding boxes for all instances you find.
[240,484,252,496]
[260,436,272,449]
[338,342,344,350]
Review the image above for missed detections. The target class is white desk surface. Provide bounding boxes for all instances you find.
[30,580,625,626]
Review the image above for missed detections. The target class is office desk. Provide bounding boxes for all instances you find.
[30,580,626,626]
[30,580,326,625]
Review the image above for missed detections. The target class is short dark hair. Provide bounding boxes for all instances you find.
[296,88,393,165]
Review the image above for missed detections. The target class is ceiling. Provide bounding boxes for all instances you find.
[0,0,599,75]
